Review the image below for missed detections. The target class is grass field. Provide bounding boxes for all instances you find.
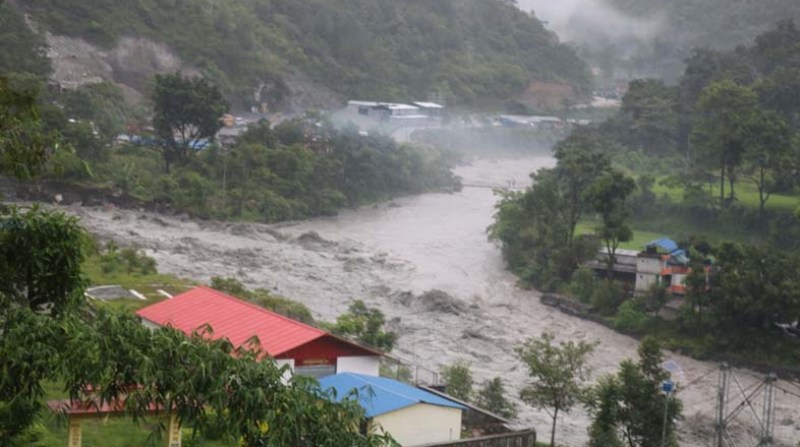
[651,176,800,211]
[575,221,670,250]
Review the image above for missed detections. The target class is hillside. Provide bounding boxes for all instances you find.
[9,0,591,110]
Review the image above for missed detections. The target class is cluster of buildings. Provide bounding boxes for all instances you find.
[53,286,517,447]
[585,237,709,316]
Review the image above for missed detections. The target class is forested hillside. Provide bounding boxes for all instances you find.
[14,0,591,107]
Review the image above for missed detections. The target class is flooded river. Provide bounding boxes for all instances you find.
[69,157,800,446]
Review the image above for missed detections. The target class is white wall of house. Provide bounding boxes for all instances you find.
[336,356,380,376]
[672,273,687,287]
[636,272,658,292]
[371,404,462,446]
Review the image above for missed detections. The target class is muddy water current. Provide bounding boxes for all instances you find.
[67,157,800,446]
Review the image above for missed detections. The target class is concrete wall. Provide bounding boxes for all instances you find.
[337,356,380,377]
[635,272,658,292]
[371,404,462,446]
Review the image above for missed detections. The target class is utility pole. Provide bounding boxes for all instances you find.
[661,380,675,447]
[758,373,777,447]
[715,363,729,447]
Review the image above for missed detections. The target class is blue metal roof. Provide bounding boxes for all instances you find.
[318,373,466,418]
[646,237,678,253]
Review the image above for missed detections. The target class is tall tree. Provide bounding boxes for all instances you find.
[692,80,760,205]
[587,337,682,447]
[619,79,678,155]
[554,134,612,245]
[585,170,637,278]
[489,169,600,290]
[152,73,228,172]
[742,109,792,215]
[516,333,597,447]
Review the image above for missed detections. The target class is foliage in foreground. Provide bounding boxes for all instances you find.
[0,207,395,447]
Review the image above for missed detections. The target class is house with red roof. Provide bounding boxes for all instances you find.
[136,286,382,378]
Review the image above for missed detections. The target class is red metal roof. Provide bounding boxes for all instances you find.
[136,286,376,357]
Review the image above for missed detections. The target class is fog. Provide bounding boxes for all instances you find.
[518,0,678,80]
[520,0,663,44]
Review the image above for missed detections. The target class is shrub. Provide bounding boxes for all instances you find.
[98,243,156,276]
[570,267,597,303]
[613,300,650,333]
[591,280,625,315]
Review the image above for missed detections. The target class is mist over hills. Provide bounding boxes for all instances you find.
[521,0,800,82]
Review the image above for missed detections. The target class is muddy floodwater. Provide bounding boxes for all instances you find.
[68,156,800,446]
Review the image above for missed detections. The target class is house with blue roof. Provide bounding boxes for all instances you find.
[319,373,466,446]
[586,237,693,297]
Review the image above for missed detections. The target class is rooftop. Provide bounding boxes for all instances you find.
[412,101,444,109]
[136,286,379,357]
[318,373,466,418]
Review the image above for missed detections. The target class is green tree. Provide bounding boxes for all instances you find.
[741,109,793,215]
[327,300,397,352]
[692,80,760,205]
[619,79,678,155]
[475,377,518,419]
[0,77,57,179]
[441,362,474,402]
[489,169,600,290]
[570,266,597,304]
[586,337,682,447]
[554,134,612,245]
[585,170,637,278]
[701,243,800,332]
[152,73,228,172]
[516,333,597,447]
[0,207,86,316]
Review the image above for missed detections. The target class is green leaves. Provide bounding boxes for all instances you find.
[327,300,396,352]
[0,206,87,316]
[152,73,229,172]
[440,363,474,403]
[0,77,59,180]
[516,333,596,447]
[586,337,682,447]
